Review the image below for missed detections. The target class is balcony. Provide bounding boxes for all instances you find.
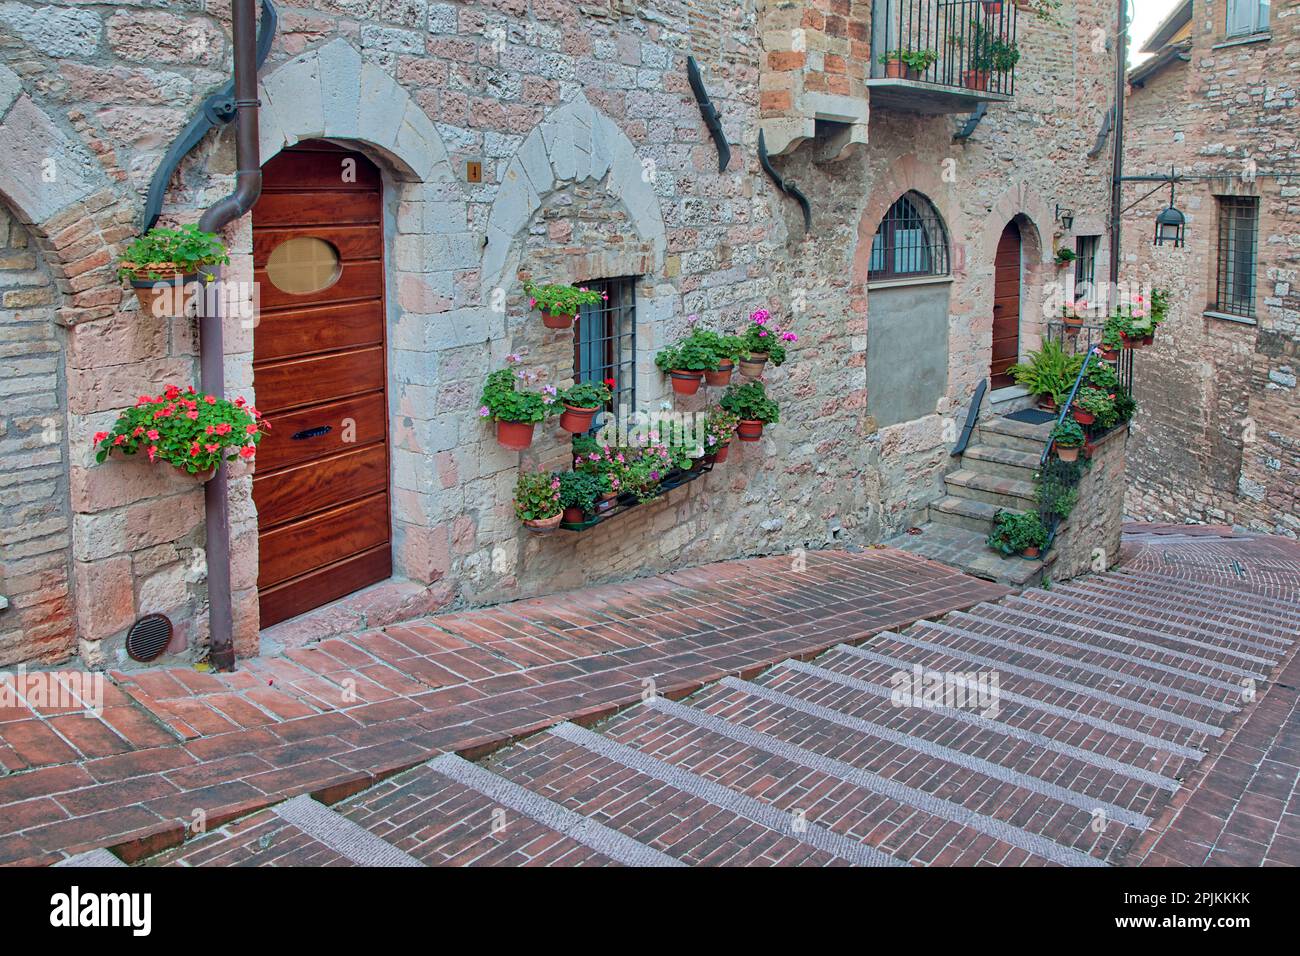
[869,0,1018,114]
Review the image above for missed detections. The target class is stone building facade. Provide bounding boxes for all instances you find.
[1123,0,1299,535]
[0,0,1120,669]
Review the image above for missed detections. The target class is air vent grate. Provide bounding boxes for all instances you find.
[126,613,173,663]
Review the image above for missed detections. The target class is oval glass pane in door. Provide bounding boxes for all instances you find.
[265,236,342,294]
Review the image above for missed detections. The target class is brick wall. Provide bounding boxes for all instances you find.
[1123,1,1299,536]
[1053,424,1128,580]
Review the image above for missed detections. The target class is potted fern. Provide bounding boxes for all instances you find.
[524,282,606,330]
[1009,341,1083,411]
[720,381,780,441]
[118,224,229,319]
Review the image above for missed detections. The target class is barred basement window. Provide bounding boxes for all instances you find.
[574,276,637,421]
[868,192,950,281]
[1215,196,1259,318]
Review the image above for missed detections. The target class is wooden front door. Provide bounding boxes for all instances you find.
[252,141,391,628]
[990,221,1022,389]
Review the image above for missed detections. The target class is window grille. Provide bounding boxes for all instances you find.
[868,192,950,281]
[575,276,637,421]
[1216,196,1259,317]
[1074,235,1099,299]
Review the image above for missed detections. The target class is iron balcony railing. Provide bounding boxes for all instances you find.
[871,0,1019,97]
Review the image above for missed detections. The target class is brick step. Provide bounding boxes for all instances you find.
[960,444,1042,482]
[480,724,886,866]
[944,469,1039,509]
[875,628,1221,750]
[1116,569,1300,618]
[986,600,1271,680]
[1051,580,1295,647]
[885,524,1054,587]
[598,697,1107,868]
[975,416,1054,455]
[826,642,1206,763]
[907,619,1240,722]
[1021,589,1293,658]
[929,495,1023,534]
[1084,575,1299,636]
[948,609,1252,701]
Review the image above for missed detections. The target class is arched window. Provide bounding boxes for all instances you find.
[868,192,950,281]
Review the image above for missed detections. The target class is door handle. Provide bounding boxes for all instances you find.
[291,425,333,441]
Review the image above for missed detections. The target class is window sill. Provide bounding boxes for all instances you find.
[1213,32,1271,50]
[1204,309,1257,326]
[867,275,955,291]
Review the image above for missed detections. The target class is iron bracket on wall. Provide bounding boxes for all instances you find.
[953,102,988,141]
[951,379,987,457]
[758,129,811,235]
[686,55,731,173]
[142,0,279,231]
[1087,106,1114,160]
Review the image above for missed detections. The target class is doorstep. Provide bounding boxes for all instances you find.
[0,547,1010,864]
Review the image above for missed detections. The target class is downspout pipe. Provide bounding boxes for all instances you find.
[198,0,263,671]
[1108,0,1128,286]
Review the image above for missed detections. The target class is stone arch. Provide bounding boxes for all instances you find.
[853,155,960,284]
[981,181,1053,267]
[480,92,668,298]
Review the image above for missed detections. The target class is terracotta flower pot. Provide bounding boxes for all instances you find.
[884,59,907,79]
[173,463,216,482]
[129,270,206,319]
[561,506,587,524]
[559,404,599,433]
[739,353,768,378]
[540,310,576,330]
[495,419,536,450]
[1072,408,1095,425]
[1083,441,1098,460]
[523,512,563,535]
[669,370,704,395]
[1098,346,1120,361]
[1062,317,1083,336]
[963,70,990,91]
[1038,395,1058,412]
[1056,445,1080,463]
[704,360,734,387]
[713,442,731,463]
[1021,545,1041,560]
[982,1,1003,14]
[1142,334,1154,346]
[737,420,764,442]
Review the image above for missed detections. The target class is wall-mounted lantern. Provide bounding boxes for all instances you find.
[1056,205,1074,232]
[1154,179,1185,247]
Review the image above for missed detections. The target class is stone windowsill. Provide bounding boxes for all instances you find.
[1204,309,1258,326]
[1212,32,1271,50]
[866,275,954,291]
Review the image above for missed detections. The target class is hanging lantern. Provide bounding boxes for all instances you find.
[1153,173,1185,247]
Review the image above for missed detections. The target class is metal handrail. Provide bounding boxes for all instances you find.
[952,378,986,456]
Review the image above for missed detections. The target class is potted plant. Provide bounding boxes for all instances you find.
[959,21,1018,90]
[704,409,740,463]
[879,48,937,80]
[556,378,613,433]
[879,48,910,79]
[1054,247,1077,267]
[93,385,265,480]
[1071,385,1110,425]
[738,308,797,377]
[479,365,557,450]
[686,327,747,386]
[1037,483,1079,522]
[1009,340,1083,411]
[573,438,626,511]
[523,282,606,330]
[557,470,608,524]
[986,510,1048,560]
[514,471,563,534]
[655,336,716,395]
[118,224,229,319]
[1050,418,1085,462]
[982,1,1003,14]
[720,380,780,441]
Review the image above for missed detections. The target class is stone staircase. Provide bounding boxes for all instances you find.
[891,414,1054,586]
[126,567,1296,867]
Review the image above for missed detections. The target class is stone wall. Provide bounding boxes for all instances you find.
[1053,424,1128,581]
[0,0,1119,666]
[1123,1,1299,536]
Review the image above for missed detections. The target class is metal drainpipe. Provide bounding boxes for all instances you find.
[197,0,262,671]
[1108,0,1128,286]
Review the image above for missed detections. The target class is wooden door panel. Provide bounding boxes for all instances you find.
[253,141,390,627]
[254,346,384,415]
[256,259,383,311]
[253,225,384,265]
[254,300,384,363]
[255,393,388,472]
[259,545,392,629]
[257,492,389,590]
[990,222,1021,388]
[254,443,388,530]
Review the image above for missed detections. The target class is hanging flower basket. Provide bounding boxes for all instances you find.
[515,471,563,535]
[524,282,606,332]
[558,404,598,433]
[542,311,575,330]
[1072,408,1095,425]
[118,224,228,320]
[704,359,735,387]
[669,370,704,395]
[736,420,765,442]
[94,385,265,476]
[479,363,558,450]
[496,420,536,450]
[739,353,768,378]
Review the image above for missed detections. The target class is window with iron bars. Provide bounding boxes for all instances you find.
[1215,196,1259,318]
[1074,235,1099,301]
[868,192,950,281]
[574,276,637,425]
